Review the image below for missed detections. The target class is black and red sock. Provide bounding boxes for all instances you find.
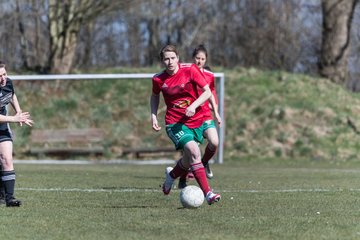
[170,160,188,179]
[201,144,217,164]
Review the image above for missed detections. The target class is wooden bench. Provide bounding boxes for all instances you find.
[122,147,180,159]
[30,128,105,157]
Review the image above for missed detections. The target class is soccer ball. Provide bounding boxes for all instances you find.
[179,185,204,208]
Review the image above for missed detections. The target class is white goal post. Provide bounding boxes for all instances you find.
[12,73,225,164]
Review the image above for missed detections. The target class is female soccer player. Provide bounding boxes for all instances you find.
[0,62,34,207]
[178,44,221,189]
[150,45,221,205]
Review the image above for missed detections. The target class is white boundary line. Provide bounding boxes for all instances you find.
[15,187,360,194]
[17,187,161,193]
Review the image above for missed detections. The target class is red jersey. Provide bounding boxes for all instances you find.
[152,63,208,128]
[198,68,218,121]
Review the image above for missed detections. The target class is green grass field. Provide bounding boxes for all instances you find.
[2,160,360,240]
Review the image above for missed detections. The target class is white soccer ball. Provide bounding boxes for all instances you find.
[179,185,204,208]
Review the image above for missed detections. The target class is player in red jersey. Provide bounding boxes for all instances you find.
[178,44,221,189]
[150,45,221,205]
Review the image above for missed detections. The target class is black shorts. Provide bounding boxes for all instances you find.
[0,125,13,143]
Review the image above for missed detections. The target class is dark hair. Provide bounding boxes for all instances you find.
[159,45,179,61]
[192,44,208,58]
[204,66,212,71]
[0,61,6,69]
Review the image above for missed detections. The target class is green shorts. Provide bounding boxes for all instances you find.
[166,123,205,150]
[202,119,216,132]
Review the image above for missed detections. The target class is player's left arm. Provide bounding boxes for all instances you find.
[209,93,222,127]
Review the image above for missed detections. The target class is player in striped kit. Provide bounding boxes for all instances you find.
[150,45,221,205]
[0,62,34,207]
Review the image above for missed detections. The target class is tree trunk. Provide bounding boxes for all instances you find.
[48,0,82,74]
[319,0,358,84]
[146,18,160,66]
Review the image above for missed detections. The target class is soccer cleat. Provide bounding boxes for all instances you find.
[6,197,22,207]
[206,191,221,205]
[178,178,187,189]
[162,167,174,195]
[203,162,214,179]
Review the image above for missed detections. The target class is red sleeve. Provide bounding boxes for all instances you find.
[152,77,161,95]
[210,75,218,104]
[190,64,207,88]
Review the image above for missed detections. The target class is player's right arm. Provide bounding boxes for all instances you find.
[150,93,161,131]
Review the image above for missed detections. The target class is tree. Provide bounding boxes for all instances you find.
[12,0,130,73]
[319,0,358,84]
[48,0,124,73]
[5,0,358,77]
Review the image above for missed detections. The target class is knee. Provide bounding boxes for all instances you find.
[205,131,219,149]
[208,138,219,150]
[187,148,201,163]
[184,143,201,164]
[0,154,13,170]
[191,151,201,162]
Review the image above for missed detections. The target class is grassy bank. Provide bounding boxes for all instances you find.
[10,67,360,162]
[224,68,360,162]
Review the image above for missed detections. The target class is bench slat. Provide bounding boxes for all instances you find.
[30,128,105,156]
[30,147,104,154]
[31,128,105,143]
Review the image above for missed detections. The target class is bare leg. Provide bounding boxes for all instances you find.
[0,141,21,207]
